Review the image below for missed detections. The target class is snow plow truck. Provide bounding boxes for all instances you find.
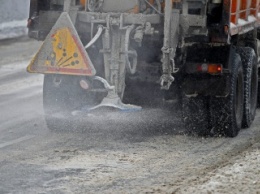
[27,0,260,137]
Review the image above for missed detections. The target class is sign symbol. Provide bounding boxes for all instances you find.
[73,53,78,58]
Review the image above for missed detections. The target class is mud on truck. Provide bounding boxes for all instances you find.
[27,0,260,137]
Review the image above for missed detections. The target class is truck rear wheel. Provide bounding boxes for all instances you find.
[182,95,211,136]
[43,75,99,131]
[236,47,258,128]
[210,53,244,137]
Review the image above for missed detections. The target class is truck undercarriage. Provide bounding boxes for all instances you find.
[27,0,260,137]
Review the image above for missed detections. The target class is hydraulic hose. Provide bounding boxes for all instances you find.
[85,26,103,49]
[125,25,138,75]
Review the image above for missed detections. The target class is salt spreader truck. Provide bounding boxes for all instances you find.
[27,0,260,137]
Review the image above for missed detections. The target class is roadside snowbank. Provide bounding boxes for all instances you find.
[0,20,28,40]
[178,145,260,193]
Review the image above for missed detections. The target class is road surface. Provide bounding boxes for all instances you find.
[0,37,260,193]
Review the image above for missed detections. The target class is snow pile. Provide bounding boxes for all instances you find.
[0,20,28,40]
[177,146,260,194]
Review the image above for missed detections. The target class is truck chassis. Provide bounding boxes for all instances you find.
[27,0,260,137]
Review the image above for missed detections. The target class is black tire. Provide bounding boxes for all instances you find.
[210,53,244,137]
[258,75,260,107]
[43,75,100,131]
[236,47,258,128]
[182,95,211,136]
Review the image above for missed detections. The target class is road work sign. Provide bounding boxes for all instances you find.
[27,12,96,76]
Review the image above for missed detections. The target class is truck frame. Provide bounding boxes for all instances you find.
[27,0,260,137]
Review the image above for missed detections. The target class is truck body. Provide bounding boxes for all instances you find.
[27,0,260,137]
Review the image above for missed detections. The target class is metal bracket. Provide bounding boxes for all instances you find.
[160,73,175,90]
[89,76,141,111]
[74,76,142,114]
[160,1,180,90]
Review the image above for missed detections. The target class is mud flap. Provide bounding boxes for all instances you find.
[27,12,96,76]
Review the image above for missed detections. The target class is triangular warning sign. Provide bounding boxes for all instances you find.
[27,12,96,76]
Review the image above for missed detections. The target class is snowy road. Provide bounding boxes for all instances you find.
[0,38,260,193]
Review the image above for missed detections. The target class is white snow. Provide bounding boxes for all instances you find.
[230,23,236,28]
[237,18,247,25]
[0,20,28,40]
[248,15,257,22]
